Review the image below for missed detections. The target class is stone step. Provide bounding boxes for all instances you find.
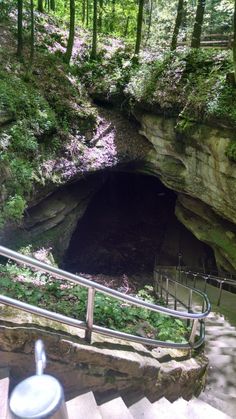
[186,397,232,419]
[99,397,133,419]
[152,397,183,419]
[206,332,236,339]
[171,397,189,416]
[207,346,236,356]
[129,397,159,419]
[206,322,236,335]
[65,392,233,419]
[199,390,236,418]
[0,367,10,419]
[66,391,102,419]
[205,338,236,348]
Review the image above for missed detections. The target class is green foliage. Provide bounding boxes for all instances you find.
[76,47,135,98]
[0,195,26,227]
[225,140,236,162]
[0,69,58,224]
[127,49,236,124]
[0,0,15,22]
[0,263,188,343]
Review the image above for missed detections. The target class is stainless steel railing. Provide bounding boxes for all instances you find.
[154,266,211,345]
[0,246,210,349]
[180,268,236,306]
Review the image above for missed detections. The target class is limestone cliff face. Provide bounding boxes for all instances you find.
[138,113,236,272]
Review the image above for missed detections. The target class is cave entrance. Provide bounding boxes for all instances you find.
[63,172,216,275]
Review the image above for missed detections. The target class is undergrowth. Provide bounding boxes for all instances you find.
[0,262,188,343]
[127,49,236,125]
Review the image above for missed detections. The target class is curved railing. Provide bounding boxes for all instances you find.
[0,246,210,349]
[179,268,236,306]
[154,266,211,347]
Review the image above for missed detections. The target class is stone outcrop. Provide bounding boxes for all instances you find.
[0,306,207,403]
[138,113,236,272]
[8,176,102,261]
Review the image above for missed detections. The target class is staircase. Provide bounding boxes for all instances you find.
[1,379,231,419]
[0,368,9,419]
[66,392,232,419]
[0,249,234,418]
[198,311,236,418]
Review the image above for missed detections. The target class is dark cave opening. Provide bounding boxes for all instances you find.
[63,172,216,275]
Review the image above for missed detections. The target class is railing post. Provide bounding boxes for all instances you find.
[174,281,177,310]
[85,287,95,343]
[189,319,199,345]
[160,274,163,299]
[187,289,193,327]
[166,277,169,305]
[217,281,223,306]
[188,289,193,312]
[154,269,158,295]
[193,274,197,288]
[203,275,208,293]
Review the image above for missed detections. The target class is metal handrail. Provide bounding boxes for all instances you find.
[180,268,236,306]
[156,269,211,306]
[180,266,236,283]
[0,246,210,349]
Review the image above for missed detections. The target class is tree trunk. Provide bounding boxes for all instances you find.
[50,0,56,11]
[38,0,44,12]
[110,0,115,32]
[145,0,153,46]
[124,16,130,37]
[17,0,23,59]
[171,0,184,51]
[45,0,50,11]
[134,0,144,56]
[82,0,86,24]
[91,0,98,59]
[65,0,75,64]
[191,0,206,48]
[30,0,35,64]
[98,0,103,32]
[86,0,90,27]
[233,0,236,83]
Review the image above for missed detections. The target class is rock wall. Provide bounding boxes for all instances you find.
[138,113,236,272]
[0,306,207,403]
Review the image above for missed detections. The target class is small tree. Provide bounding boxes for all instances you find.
[145,0,153,46]
[91,0,98,59]
[98,0,103,31]
[65,0,75,64]
[171,0,184,51]
[110,0,115,32]
[86,0,90,27]
[134,0,144,56]
[191,0,206,48]
[30,0,35,64]
[38,0,44,12]
[17,0,23,59]
[233,0,236,83]
[82,0,86,24]
[50,0,56,11]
